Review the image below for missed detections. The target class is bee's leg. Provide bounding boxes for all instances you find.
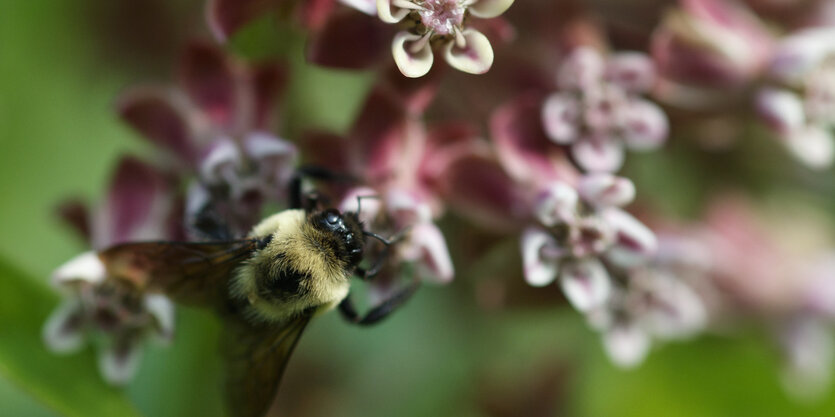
[338,281,420,326]
[288,165,356,211]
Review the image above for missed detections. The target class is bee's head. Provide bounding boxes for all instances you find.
[311,208,364,266]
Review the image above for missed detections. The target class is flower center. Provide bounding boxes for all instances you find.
[418,0,465,36]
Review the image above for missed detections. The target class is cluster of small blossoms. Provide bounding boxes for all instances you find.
[43,158,178,384]
[375,0,514,77]
[541,47,669,173]
[756,28,835,169]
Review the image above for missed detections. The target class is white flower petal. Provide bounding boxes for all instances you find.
[399,222,454,283]
[560,258,612,312]
[785,125,835,169]
[602,208,657,267]
[98,342,143,386]
[468,0,514,18]
[618,99,669,151]
[392,32,434,78]
[341,0,378,15]
[521,227,560,287]
[571,136,625,173]
[339,186,383,226]
[42,300,85,353]
[578,173,636,208]
[603,321,651,369]
[755,88,806,135]
[534,182,578,227]
[385,188,433,225]
[443,30,494,75]
[542,93,581,144]
[145,295,176,342]
[780,319,834,401]
[640,271,707,339]
[376,0,411,23]
[52,251,107,286]
[199,138,241,184]
[770,28,835,83]
[558,47,604,91]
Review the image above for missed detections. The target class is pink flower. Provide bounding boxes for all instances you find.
[43,157,179,385]
[756,27,835,169]
[117,41,297,237]
[651,0,774,106]
[375,0,515,77]
[541,47,669,172]
[521,174,657,312]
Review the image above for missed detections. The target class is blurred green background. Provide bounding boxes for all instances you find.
[2,1,835,416]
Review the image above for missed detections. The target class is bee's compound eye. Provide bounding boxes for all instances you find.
[325,209,340,225]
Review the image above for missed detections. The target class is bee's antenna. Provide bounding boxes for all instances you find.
[362,230,393,246]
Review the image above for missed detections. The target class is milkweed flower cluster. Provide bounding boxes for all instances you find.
[42,0,835,399]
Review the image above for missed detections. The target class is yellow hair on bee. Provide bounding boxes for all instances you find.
[230,209,351,324]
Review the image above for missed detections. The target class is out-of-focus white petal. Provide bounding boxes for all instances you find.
[769,28,835,83]
[341,0,378,15]
[558,47,605,91]
[618,99,669,151]
[602,208,657,267]
[521,227,560,287]
[377,0,411,23]
[534,182,578,227]
[640,271,707,339]
[51,251,107,286]
[199,138,241,184]
[780,318,834,401]
[42,300,85,354]
[603,321,651,369]
[784,125,835,169]
[756,88,806,135]
[468,0,514,18]
[145,295,176,343]
[606,52,656,93]
[340,186,383,226]
[399,222,454,283]
[571,136,625,173]
[443,30,494,75]
[242,133,297,164]
[542,93,581,144]
[560,258,612,312]
[98,342,143,386]
[578,173,636,208]
[385,188,433,225]
[393,32,435,78]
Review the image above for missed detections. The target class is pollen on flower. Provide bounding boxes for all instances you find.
[418,0,466,35]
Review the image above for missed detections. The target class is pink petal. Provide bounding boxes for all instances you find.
[179,42,238,129]
[541,92,581,144]
[578,173,635,208]
[602,321,651,368]
[606,52,656,93]
[206,0,276,42]
[348,88,409,184]
[755,88,806,135]
[51,251,107,286]
[521,227,560,287]
[297,0,338,30]
[443,29,495,75]
[385,187,433,225]
[55,199,91,244]
[571,136,625,173]
[602,208,657,268]
[308,8,389,70]
[97,157,172,246]
[42,300,85,354]
[381,63,442,115]
[436,144,531,231]
[491,94,579,184]
[618,99,669,151]
[399,222,454,284]
[557,47,605,91]
[392,31,435,78]
[560,258,612,312]
[117,88,197,165]
[249,61,289,130]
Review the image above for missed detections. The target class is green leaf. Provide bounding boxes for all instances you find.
[0,257,142,417]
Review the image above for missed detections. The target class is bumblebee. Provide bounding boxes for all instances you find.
[97,170,418,417]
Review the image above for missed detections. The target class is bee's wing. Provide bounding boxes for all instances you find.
[98,240,259,307]
[223,314,313,417]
